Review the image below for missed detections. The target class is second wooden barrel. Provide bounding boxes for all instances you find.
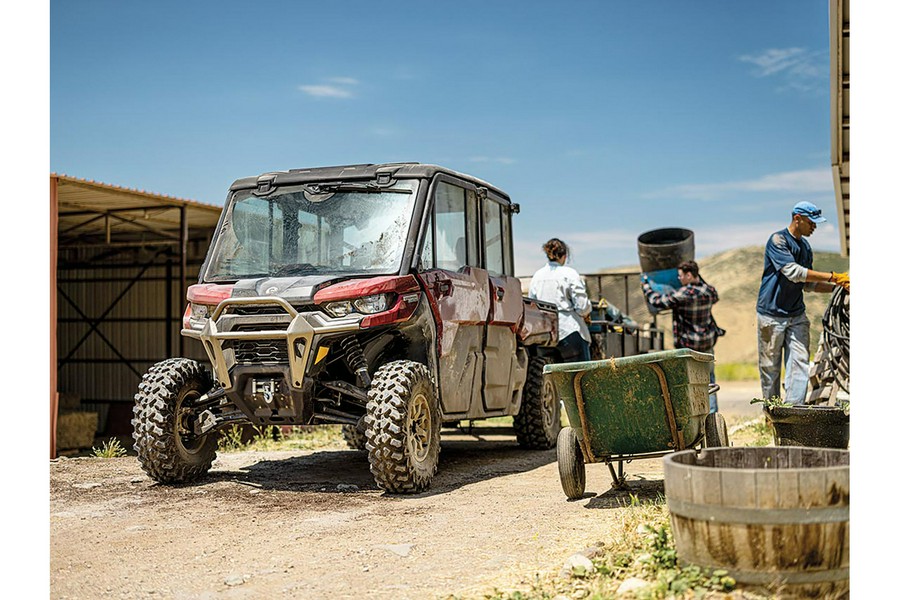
[663,447,849,599]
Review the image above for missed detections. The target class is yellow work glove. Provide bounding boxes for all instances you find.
[830,271,850,292]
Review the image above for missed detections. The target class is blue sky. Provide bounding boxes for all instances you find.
[51,0,839,275]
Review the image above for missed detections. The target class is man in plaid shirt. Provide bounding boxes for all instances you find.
[641,260,722,412]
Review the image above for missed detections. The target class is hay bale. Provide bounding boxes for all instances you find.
[56,411,98,450]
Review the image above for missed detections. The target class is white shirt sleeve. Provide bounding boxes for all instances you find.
[780,262,808,283]
[568,274,592,316]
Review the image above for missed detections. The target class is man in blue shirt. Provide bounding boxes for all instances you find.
[757,201,850,405]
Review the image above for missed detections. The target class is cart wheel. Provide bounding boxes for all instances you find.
[557,427,586,500]
[704,412,729,447]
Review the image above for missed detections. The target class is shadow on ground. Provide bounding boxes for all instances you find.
[197,435,557,498]
[583,475,666,509]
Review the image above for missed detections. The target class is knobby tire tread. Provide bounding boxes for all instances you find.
[132,358,217,483]
[514,356,559,449]
[364,360,440,494]
[341,424,367,451]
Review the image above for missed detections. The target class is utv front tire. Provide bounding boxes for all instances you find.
[342,423,367,451]
[514,356,561,449]
[364,360,441,493]
[132,358,218,483]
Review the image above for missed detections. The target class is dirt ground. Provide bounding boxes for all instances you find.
[50,383,762,600]
[51,431,669,600]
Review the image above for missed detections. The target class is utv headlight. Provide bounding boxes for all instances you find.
[324,300,354,318]
[353,294,389,314]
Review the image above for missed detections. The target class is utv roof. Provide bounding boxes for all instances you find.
[229,162,511,201]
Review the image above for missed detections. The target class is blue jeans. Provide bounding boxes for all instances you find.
[558,332,591,363]
[757,312,810,405]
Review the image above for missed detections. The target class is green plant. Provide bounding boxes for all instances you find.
[243,425,283,451]
[91,438,127,458]
[457,494,742,600]
[218,424,347,453]
[750,395,790,410]
[218,425,246,452]
[746,420,773,446]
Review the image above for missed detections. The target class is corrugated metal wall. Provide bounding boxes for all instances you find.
[57,241,211,433]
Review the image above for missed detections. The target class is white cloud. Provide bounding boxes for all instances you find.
[369,126,399,137]
[298,77,359,99]
[738,47,827,95]
[739,48,807,76]
[647,168,833,201]
[692,222,840,255]
[514,230,640,275]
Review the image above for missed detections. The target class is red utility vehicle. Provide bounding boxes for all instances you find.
[132,163,560,493]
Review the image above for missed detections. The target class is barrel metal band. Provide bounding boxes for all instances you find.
[717,566,849,585]
[668,497,849,525]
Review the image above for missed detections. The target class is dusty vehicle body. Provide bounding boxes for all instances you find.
[132,163,561,493]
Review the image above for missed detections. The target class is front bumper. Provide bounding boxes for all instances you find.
[182,295,363,391]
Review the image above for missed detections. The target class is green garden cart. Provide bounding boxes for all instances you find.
[544,349,728,499]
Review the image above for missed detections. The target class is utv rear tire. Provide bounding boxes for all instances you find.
[342,423,367,451]
[364,360,441,493]
[514,356,561,449]
[132,358,218,483]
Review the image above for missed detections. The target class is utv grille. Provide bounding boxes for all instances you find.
[232,339,289,364]
[226,323,291,364]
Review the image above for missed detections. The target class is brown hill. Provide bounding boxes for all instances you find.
[595,246,848,363]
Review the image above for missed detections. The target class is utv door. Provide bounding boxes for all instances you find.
[417,181,489,417]
[481,197,521,411]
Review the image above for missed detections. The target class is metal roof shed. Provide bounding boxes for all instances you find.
[830,0,849,256]
[51,174,222,456]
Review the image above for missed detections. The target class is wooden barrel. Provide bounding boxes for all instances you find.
[663,447,849,599]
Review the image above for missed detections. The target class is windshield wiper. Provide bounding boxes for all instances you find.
[306,182,412,194]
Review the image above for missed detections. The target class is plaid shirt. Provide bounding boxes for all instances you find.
[641,281,720,352]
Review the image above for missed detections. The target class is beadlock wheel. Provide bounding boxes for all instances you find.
[364,360,441,493]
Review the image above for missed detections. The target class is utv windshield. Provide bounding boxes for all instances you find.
[204,180,419,281]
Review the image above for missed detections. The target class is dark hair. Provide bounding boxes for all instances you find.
[678,260,699,277]
[542,238,568,262]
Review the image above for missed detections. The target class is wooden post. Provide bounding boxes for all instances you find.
[179,206,188,356]
[50,176,59,459]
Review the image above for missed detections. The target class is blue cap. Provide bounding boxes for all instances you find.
[792,201,827,223]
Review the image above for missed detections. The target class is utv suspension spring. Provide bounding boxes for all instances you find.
[341,336,371,387]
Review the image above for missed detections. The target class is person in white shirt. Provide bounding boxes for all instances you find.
[528,238,592,362]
